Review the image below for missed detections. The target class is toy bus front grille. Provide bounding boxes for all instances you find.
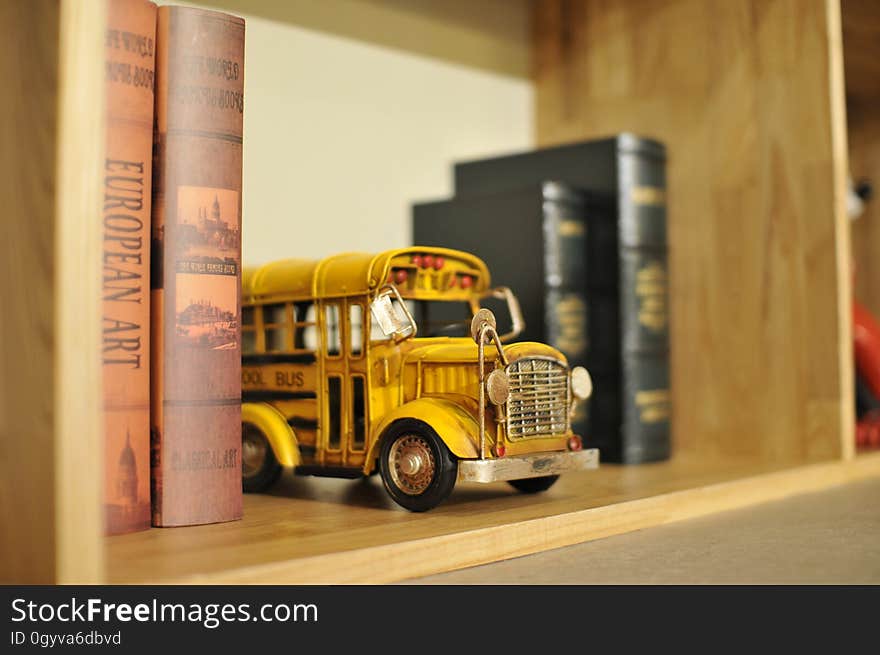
[505,358,570,439]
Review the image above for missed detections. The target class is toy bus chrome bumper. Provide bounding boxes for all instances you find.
[457,448,599,484]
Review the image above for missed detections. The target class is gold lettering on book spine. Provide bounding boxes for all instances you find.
[558,219,585,237]
[636,261,668,332]
[554,294,588,358]
[631,186,666,206]
[635,389,670,424]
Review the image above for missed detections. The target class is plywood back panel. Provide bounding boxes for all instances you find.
[842,0,880,106]
[534,0,853,462]
[849,108,880,318]
[844,0,880,319]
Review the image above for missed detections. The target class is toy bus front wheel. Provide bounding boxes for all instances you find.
[378,419,457,512]
[242,422,282,492]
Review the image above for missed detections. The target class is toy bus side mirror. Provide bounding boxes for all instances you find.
[371,284,418,342]
[481,286,525,343]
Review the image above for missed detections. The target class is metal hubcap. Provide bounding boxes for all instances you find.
[399,452,424,476]
[242,426,267,477]
[389,434,436,495]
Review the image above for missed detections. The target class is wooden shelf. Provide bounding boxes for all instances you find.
[5,0,880,585]
[107,451,880,584]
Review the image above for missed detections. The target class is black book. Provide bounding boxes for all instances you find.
[417,134,670,463]
[413,181,591,440]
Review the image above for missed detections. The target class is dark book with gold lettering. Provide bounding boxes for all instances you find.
[416,134,670,463]
[102,0,157,535]
[413,182,591,442]
[150,5,245,526]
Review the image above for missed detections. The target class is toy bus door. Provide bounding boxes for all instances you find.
[320,298,368,470]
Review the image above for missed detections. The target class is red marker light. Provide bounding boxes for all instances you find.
[433,256,445,270]
[422,254,434,269]
[494,444,506,457]
[567,435,583,451]
[412,255,422,268]
[459,275,473,289]
[394,268,408,284]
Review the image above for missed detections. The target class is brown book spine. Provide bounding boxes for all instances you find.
[103,0,157,536]
[151,6,244,526]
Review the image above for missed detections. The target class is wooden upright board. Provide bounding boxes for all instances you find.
[0,0,105,583]
[533,0,853,463]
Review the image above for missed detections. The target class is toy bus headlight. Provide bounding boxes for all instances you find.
[486,369,510,406]
[570,366,592,401]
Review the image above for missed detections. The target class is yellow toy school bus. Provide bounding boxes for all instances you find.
[240,247,597,511]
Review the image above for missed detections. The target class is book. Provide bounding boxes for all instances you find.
[413,182,591,440]
[150,5,245,526]
[422,134,670,463]
[102,0,157,535]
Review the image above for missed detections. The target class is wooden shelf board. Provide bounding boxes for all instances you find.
[106,451,880,584]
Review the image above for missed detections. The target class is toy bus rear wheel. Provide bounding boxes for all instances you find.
[378,419,457,512]
[242,422,282,492]
[508,475,559,494]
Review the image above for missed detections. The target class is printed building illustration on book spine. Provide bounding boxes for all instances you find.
[174,188,240,351]
[116,430,138,505]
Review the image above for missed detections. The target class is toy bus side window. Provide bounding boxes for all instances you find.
[242,306,256,354]
[325,303,341,357]
[293,302,318,351]
[349,303,364,357]
[264,303,290,352]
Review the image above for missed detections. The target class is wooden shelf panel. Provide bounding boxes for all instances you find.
[534,0,854,463]
[107,452,880,584]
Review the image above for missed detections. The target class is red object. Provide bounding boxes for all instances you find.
[854,300,880,397]
[853,300,880,449]
[433,256,445,270]
[494,444,506,457]
[421,254,434,269]
[394,268,408,284]
[411,255,422,268]
[459,275,473,289]
[567,435,583,451]
[857,410,880,448]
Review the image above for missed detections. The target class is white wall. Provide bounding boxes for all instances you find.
[239,15,533,265]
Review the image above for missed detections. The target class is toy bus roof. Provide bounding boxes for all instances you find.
[242,246,491,302]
